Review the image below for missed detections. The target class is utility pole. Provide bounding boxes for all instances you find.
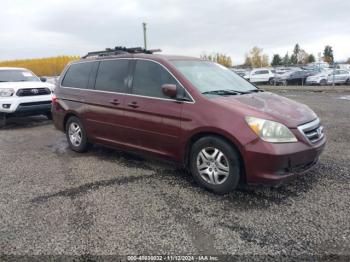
[142,22,147,50]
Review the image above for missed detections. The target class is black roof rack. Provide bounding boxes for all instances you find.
[82,46,161,59]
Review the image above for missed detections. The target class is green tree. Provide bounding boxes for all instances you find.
[290,43,309,64]
[271,54,282,66]
[200,53,233,67]
[282,53,290,66]
[290,54,297,64]
[290,43,300,64]
[323,45,334,64]
[307,54,316,63]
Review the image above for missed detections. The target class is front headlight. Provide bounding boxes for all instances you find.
[0,88,15,97]
[245,116,297,143]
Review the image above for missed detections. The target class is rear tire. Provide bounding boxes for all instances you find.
[189,136,241,194]
[65,116,90,152]
[268,78,275,85]
[0,113,6,128]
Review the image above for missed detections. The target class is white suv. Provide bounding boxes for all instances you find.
[249,68,276,84]
[0,67,54,127]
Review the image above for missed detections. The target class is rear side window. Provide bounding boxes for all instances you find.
[132,60,177,98]
[62,62,93,89]
[95,59,130,93]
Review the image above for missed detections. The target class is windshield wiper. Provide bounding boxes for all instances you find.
[202,89,247,96]
[246,89,264,93]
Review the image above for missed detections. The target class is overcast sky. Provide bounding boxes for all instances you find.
[1,0,350,64]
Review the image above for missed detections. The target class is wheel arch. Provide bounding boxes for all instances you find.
[63,112,79,132]
[183,131,247,184]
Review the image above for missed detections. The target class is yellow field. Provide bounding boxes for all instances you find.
[0,56,80,76]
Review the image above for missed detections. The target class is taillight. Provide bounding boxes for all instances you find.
[52,94,57,105]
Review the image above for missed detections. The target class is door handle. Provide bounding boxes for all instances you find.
[109,99,120,105]
[128,101,139,108]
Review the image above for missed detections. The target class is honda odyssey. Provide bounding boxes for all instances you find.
[52,47,326,194]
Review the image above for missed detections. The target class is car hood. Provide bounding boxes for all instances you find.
[0,81,54,91]
[214,92,317,128]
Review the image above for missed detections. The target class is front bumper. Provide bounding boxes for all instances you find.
[242,134,326,185]
[0,95,52,116]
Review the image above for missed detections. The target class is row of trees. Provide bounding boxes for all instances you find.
[0,56,80,76]
[271,44,334,66]
[202,44,337,68]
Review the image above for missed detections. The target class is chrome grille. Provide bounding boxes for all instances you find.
[16,88,51,97]
[298,118,324,144]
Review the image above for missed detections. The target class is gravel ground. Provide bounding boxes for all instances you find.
[0,90,349,260]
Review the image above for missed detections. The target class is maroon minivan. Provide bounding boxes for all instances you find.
[52,47,326,194]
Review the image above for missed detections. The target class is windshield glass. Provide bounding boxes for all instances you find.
[0,70,40,82]
[170,60,257,94]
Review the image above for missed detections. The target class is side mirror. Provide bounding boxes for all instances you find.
[40,77,47,82]
[161,84,177,98]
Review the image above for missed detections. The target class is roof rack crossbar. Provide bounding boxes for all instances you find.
[82,46,161,59]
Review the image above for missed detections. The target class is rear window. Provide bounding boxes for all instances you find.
[62,62,93,89]
[253,70,269,75]
[95,59,129,93]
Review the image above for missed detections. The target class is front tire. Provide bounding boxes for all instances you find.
[320,79,327,86]
[65,116,90,152]
[189,136,241,194]
[0,113,6,128]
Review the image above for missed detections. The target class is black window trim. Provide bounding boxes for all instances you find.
[60,58,195,104]
[130,59,191,101]
[60,60,96,90]
[92,59,131,93]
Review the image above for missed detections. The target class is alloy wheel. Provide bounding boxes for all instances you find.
[68,122,82,146]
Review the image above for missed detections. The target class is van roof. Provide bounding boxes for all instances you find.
[80,53,202,63]
[79,46,202,63]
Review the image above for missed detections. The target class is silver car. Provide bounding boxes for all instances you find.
[306,69,333,86]
[327,70,350,85]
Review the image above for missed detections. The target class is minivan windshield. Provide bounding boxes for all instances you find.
[0,70,40,82]
[170,60,258,94]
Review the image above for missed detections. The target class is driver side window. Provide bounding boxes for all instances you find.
[132,60,178,99]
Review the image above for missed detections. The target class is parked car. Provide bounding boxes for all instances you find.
[231,69,251,80]
[0,67,54,127]
[306,69,333,86]
[337,64,350,70]
[274,70,317,85]
[249,68,276,84]
[52,47,326,194]
[45,76,60,86]
[327,69,350,85]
